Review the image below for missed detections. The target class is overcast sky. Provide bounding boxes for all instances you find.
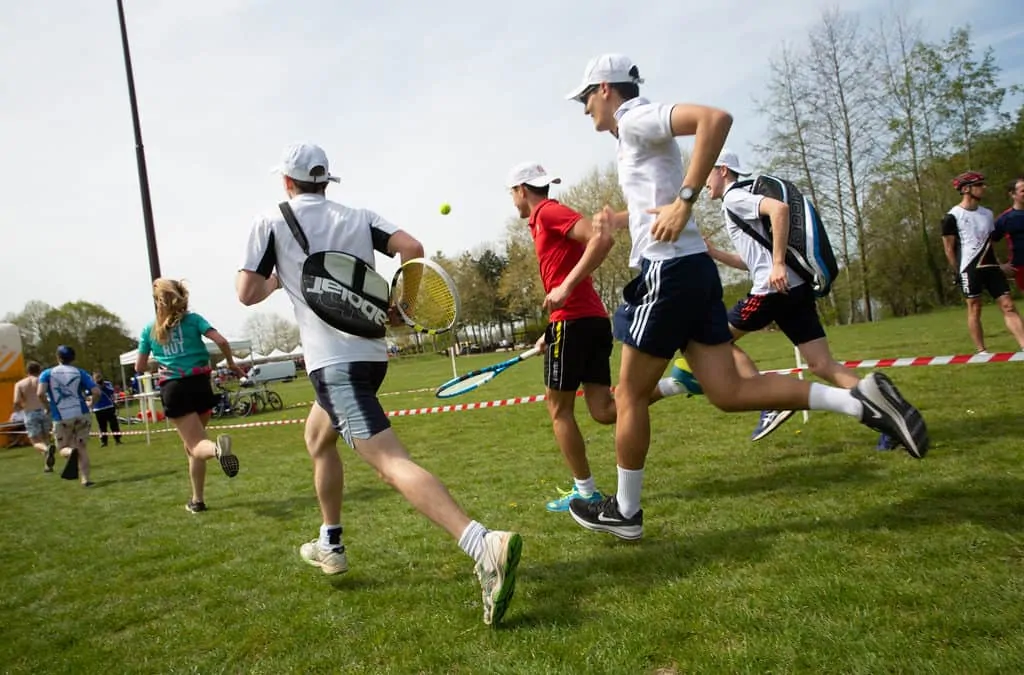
[2,1,1021,341]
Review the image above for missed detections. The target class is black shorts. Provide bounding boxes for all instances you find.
[612,253,733,360]
[544,316,613,391]
[728,283,827,346]
[958,266,1010,299]
[160,374,217,419]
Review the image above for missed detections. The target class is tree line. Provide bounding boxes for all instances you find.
[412,9,1022,346]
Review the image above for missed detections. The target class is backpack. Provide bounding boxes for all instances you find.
[725,175,839,297]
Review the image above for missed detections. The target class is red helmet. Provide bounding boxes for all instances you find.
[952,171,986,191]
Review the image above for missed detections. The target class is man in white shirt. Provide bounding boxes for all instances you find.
[563,54,930,540]
[236,143,521,626]
[705,150,911,448]
[941,171,1024,353]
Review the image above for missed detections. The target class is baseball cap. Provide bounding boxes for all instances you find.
[57,345,75,363]
[715,149,752,177]
[506,162,562,189]
[271,143,340,184]
[566,53,644,102]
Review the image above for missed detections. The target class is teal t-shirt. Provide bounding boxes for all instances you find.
[139,312,214,381]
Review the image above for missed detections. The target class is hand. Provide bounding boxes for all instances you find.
[229,364,247,379]
[387,305,405,327]
[1001,263,1015,277]
[769,262,789,294]
[269,273,281,291]
[592,205,625,237]
[647,199,692,243]
[534,335,546,352]
[542,284,570,312]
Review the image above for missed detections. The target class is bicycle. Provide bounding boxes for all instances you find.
[248,385,284,414]
[212,384,255,418]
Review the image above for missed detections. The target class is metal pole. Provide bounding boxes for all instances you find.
[116,0,161,282]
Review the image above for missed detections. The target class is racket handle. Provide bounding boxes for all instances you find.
[520,346,542,360]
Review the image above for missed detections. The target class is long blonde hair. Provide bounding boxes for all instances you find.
[153,278,190,344]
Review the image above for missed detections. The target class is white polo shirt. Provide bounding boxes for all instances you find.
[615,97,707,268]
[722,183,805,295]
[241,193,399,371]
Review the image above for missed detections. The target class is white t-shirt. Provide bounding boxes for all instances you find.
[722,183,805,295]
[943,205,995,273]
[615,97,707,268]
[240,193,399,371]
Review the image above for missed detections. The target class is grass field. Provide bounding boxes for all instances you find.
[2,305,1023,674]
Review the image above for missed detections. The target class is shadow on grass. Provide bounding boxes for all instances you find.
[677,460,885,499]
[89,470,178,488]
[512,476,1024,628]
[920,411,1024,452]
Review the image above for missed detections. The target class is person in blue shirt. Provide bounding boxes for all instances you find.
[135,278,247,513]
[38,346,103,486]
[90,371,122,447]
[994,176,1024,293]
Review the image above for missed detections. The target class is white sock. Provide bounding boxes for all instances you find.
[616,466,645,519]
[808,382,863,418]
[657,377,685,398]
[319,523,343,551]
[458,520,489,565]
[574,475,596,498]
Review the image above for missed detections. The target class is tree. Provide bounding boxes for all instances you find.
[497,217,545,328]
[243,312,299,353]
[4,300,136,373]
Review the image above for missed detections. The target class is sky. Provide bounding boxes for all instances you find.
[2,0,1022,342]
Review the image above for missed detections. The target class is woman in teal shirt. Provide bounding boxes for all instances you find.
[136,278,246,513]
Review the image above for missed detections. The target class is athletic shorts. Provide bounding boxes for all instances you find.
[309,362,391,448]
[1014,266,1024,292]
[24,409,51,438]
[959,266,1009,299]
[55,416,90,451]
[159,374,217,419]
[543,316,613,392]
[728,283,827,346]
[612,253,733,360]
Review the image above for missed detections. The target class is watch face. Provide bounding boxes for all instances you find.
[680,187,696,202]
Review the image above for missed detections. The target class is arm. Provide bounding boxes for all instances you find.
[706,244,748,271]
[670,104,734,193]
[560,217,614,293]
[387,229,425,262]
[205,328,245,378]
[236,270,280,307]
[942,236,957,269]
[13,383,23,411]
[759,197,790,267]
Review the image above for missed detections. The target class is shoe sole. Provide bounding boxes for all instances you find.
[857,373,928,459]
[489,533,522,626]
[751,410,796,442]
[568,509,643,541]
[216,435,239,477]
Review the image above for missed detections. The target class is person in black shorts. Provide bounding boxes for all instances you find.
[941,172,1024,354]
[705,150,903,446]
[135,278,247,513]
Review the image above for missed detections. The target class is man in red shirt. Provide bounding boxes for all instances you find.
[506,162,694,512]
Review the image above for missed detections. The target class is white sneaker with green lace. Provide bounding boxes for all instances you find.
[475,530,522,626]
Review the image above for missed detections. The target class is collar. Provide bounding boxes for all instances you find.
[614,96,650,121]
[291,193,327,203]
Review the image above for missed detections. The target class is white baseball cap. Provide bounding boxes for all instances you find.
[715,149,752,177]
[506,162,562,189]
[271,143,340,183]
[565,53,644,102]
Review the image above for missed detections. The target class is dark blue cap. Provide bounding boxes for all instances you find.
[57,345,75,363]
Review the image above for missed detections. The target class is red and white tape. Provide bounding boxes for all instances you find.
[3,351,1017,440]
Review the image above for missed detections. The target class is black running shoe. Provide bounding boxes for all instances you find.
[852,372,929,459]
[185,500,208,514]
[44,443,56,470]
[569,495,643,540]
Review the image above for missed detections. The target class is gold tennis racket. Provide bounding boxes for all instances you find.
[390,258,460,335]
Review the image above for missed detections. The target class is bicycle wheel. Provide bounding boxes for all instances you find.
[233,395,254,417]
[250,392,265,414]
[266,391,284,411]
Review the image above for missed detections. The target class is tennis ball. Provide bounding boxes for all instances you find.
[671,357,703,396]
[440,203,452,215]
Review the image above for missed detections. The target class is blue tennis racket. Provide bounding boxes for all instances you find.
[434,346,542,399]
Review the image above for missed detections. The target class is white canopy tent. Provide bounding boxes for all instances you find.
[289,344,304,356]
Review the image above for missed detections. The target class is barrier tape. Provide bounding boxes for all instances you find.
[3,351,1018,441]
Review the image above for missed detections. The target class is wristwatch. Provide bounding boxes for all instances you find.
[678,185,699,203]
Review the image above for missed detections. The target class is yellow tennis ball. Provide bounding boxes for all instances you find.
[440,203,451,215]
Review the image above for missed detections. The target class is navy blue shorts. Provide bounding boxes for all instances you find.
[612,253,733,360]
[727,283,826,346]
[309,362,391,447]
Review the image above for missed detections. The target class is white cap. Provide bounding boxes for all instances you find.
[271,143,340,183]
[565,53,644,102]
[506,162,562,189]
[715,149,752,177]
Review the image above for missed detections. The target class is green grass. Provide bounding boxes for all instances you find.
[2,305,1024,674]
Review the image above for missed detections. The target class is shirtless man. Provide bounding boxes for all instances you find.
[13,361,56,472]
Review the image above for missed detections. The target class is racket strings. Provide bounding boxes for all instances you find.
[399,266,457,331]
[437,371,496,397]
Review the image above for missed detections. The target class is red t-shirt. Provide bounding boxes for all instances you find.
[528,199,608,322]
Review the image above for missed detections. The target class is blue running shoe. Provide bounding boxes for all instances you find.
[751,409,796,441]
[546,486,604,512]
[876,433,898,451]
